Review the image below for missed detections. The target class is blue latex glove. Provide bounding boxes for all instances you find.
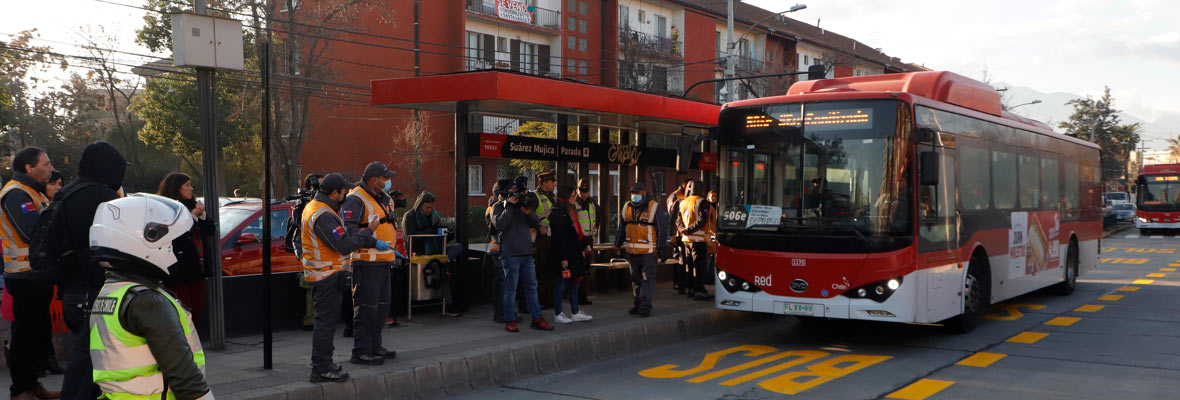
[376,240,392,251]
[394,250,406,260]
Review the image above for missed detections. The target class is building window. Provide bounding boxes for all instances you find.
[468,164,484,195]
[579,61,588,75]
[579,1,588,15]
[619,5,629,29]
[804,54,810,65]
[567,0,577,13]
[519,43,536,74]
[568,16,576,30]
[638,10,645,24]
[579,38,588,52]
[655,14,666,37]
[568,58,576,72]
[579,19,588,34]
[465,31,482,70]
[568,35,576,49]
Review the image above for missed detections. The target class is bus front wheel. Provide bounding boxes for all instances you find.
[945,255,988,334]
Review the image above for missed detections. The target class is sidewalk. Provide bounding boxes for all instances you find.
[3,283,771,400]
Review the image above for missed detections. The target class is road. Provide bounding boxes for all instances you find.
[458,229,1180,399]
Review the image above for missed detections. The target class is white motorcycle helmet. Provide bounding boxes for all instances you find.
[90,193,195,275]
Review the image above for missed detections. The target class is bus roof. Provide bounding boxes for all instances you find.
[1142,164,1180,175]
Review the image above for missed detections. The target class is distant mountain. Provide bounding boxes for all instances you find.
[996,82,1176,149]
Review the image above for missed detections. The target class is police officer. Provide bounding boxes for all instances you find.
[88,194,211,400]
[2,147,58,400]
[340,162,400,366]
[531,171,558,308]
[614,182,667,317]
[301,173,378,383]
[676,179,713,300]
[573,179,598,305]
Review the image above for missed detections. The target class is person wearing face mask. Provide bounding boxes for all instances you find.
[340,162,401,366]
[302,173,378,383]
[613,182,667,317]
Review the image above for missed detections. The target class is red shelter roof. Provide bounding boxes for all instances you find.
[370,70,720,128]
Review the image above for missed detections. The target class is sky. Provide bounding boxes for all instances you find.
[3,0,1178,139]
[745,0,1180,123]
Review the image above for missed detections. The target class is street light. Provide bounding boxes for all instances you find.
[1007,99,1041,110]
[726,3,808,102]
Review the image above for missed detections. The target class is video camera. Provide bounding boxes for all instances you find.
[389,189,409,209]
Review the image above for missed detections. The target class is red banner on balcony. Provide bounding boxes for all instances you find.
[496,0,533,24]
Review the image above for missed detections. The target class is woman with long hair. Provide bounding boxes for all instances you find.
[548,185,592,324]
[157,172,212,323]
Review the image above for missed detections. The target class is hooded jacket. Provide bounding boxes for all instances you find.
[60,142,126,304]
[401,191,442,254]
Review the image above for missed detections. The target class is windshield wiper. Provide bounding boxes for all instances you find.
[831,223,872,247]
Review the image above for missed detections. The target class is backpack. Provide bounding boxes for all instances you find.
[28,181,103,271]
[284,198,308,254]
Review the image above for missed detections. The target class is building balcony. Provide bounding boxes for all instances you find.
[618,62,684,96]
[715,52,765,74]
[466,0,561,32]
[618,28,682,59]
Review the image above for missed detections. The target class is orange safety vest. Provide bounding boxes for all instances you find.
[300,200,349,282]
[0,181,47,274]
[679,195,712,242]
[347,187,396,263]
[485,205,499,252]
[622,200,658,255]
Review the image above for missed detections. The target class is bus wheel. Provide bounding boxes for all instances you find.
[945,256,988,334]
[1052,241,1079,296]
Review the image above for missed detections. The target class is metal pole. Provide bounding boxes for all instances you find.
[261,40,273,369]
[455,102,469,282]
[725,0,736,103]
[194,0,226,351]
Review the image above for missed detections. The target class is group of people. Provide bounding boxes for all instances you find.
[1,143,214,400]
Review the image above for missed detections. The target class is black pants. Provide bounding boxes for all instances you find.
[487,252,504,322]
[61,299,99,400]
[534,235,553,308]
[685,242,709,292]
[7,279,53,396]
[311,272,346,374]
[351,263,391,356]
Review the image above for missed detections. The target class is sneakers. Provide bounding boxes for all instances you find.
[571,311,593,322]
[531,317,554,331]
[554,313,573,324]
[628,307,639,315]
[377,347,398,360]
[310,369,350,383]
[350,354,384,366]
[506,321,519,332]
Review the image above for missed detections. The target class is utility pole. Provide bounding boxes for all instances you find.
[194,0,226,350]
[725,0,736,103]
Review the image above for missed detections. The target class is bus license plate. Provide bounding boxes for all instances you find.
[784,302,817,316]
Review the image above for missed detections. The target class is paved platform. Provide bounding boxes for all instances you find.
[1,282,769,399]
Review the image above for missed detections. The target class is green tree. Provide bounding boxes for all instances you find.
[1058,87,1140,188]
[1167,135,1180,164]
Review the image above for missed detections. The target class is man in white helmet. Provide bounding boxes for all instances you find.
[88,194,212,400]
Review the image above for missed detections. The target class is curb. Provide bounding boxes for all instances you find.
[1102,224,1134,238]
[238,308,770,400]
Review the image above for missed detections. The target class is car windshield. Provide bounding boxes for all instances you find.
[219,208,256,240]
[1113,204,1134,211]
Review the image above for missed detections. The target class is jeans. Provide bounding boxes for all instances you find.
[553,276,579,316]
[311,272,346,374]
[61,300,100,400]
[7,279,53,396]
[500,255,541,323]
[351,263,391,357]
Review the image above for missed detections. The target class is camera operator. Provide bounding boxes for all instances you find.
[290,173,323,332]
[341,162,401,365]
[492,181,553,332]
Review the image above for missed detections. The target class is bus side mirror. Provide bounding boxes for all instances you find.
[920,151,939,186]
[917,127,937,143]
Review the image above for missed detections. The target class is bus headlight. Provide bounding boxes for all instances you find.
[887,279,901,290]
[717,270,761,294]
[1138,217,1149,223]
[842,277,903,303]
[718,271,727,281]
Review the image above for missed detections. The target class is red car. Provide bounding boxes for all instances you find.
[218,199,301,276]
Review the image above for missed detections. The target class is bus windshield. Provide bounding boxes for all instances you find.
[716,100,913,252]
[1139,176,1180,211]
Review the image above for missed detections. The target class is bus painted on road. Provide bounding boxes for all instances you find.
[713,71,1102,332]
[1135,163,1180,234]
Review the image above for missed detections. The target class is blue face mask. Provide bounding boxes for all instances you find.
[631,194,643,203]
[383,179,392,192]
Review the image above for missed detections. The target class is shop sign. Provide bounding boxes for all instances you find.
[470,133,711,169]
[496,0,533,24]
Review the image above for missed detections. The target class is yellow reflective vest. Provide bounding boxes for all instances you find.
[575,200,596,241]
[300,200,348,282]
[622,200,658,255]
[0,180,48,274]
[347,187,396,263]
[90,281,205,400]
[679,195,712,242]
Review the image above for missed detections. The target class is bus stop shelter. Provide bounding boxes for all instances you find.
[369,70,722,251]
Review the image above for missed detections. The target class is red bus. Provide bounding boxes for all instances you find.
[1135,163,1180,234]
[713,71,1102,332]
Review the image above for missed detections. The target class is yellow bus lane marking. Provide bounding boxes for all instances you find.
[1074,305,1105,312]
[1161,268,1177,272]
[1007,332,1050,344]
[956,352,1006,368]
[1044,317,1081,326]
[1169,264,1180,267]
[982,304,1047,321]
[1124,248,1175,253]
[886,379,955,400]
[1100,258,1150,264]
[1146,273,1167,278]
[1097,294,1124,301]
[1133,279,1155,285]
[1117,286,1141,292]
[639,345,893,395]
